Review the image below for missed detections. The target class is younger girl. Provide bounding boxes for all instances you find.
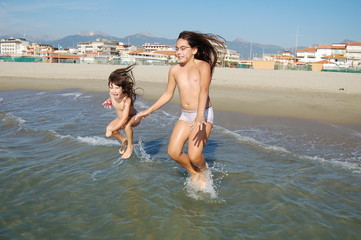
[103,64,141,159]
[136,31,225,188]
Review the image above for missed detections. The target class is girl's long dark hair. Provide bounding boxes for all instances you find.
[108,64,138,105]
[178,31,226,74]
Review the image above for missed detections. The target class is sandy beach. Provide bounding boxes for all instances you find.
[1,62,360,124]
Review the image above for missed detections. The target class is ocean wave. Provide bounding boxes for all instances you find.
[56,92,83,100]
[215,125,290,154]
[76,136,118,146]
[301,155,361,173]
[0,112,26,129]
[214,125,361,174]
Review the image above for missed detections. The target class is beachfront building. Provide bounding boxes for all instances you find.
[263,51,297,66]
[331,44,346,55]
[27,43,53,56]
[143,43,172,51]
[0,38,29,56]
[224,49,241,65]
[116,42,127,55]
[296,47,317,63]
[314,44,332,62]
[321,54,347,65]
[127,50,176,65]
[77,38,119,56]
[346,42,361,67]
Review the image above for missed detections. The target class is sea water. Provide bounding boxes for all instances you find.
[1,89,360,239]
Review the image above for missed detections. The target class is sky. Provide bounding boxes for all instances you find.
[1,0,360,48]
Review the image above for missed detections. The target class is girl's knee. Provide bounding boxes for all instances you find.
[106,130,118,138]
[167,148,181,160]
[188,154,204,168]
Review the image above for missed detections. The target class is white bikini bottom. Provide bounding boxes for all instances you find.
[178,106,214,125]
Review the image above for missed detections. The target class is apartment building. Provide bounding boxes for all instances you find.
[346,42,361,65]
[0,38,29,56]
[27,43,53,56]
[77,38,119,55]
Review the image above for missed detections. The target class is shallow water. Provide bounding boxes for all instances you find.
[1,89,360,239]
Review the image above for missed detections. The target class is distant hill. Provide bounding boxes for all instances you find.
[42,33,286,58]
[227,38,286,59]
[2,32,357,59]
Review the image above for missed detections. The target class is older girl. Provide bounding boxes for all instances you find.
[137,31,225,188]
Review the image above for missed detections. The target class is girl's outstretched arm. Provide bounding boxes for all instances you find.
[136,67,177,120]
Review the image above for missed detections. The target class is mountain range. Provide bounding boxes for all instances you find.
[0,32,355,59]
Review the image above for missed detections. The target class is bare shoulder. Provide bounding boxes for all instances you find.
[124,96,132,105]
[195,59,211,72]
[195,59,210,68]
[168,64,182,80]
[169,64,180,74]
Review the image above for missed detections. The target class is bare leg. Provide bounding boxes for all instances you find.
[106,119,127,154]
[188,122,213,188]
[122,116,141,159]
[168,121,199,177]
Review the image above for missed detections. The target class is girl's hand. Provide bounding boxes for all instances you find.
[135,110,151,120]
[105,129,112,137]
[102,100,112,109]
[191,116,206,131]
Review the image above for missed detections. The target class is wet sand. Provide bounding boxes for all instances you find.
[1,62,360,124]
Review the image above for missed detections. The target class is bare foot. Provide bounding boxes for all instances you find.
[190,172,207,190]
[121,145,133,159]
[119,140,128,154]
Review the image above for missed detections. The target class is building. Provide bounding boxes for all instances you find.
[346,42,361,66]
[224,49,241,63]
[314,44,333,62]
[142,43,172,51]
[296,47,317,63]
[263,51,297,66]
[0,38,29,56]
[127,50,175,65]
[77,38,119,56]
[27,43,53,56]
[321,54,347,64]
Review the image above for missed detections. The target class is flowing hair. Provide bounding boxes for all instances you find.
[178,31,226,74]
[108,64,138,105]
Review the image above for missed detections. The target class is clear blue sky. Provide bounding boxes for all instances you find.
[1,0,360,47]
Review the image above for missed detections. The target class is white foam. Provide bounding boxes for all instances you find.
[183,169,218,200]
[302,155,361,173]
[57,92,83,100]
[2,113,26,130]
[76,136,118,146]
[215,125,361,174]
[215,125,290,154]
[134,137,154,162]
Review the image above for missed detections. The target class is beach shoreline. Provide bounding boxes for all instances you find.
[1,62,360,124]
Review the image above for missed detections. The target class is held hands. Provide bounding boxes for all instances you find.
[135,110,151,120]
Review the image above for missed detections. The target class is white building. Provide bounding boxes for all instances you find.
[314,45,333,62]
[224,49,241,63]
[346,42,361,66]
[0,38,29,56]
[143,43,172,51]
[296,47,317,63]
[77,38,119,56]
